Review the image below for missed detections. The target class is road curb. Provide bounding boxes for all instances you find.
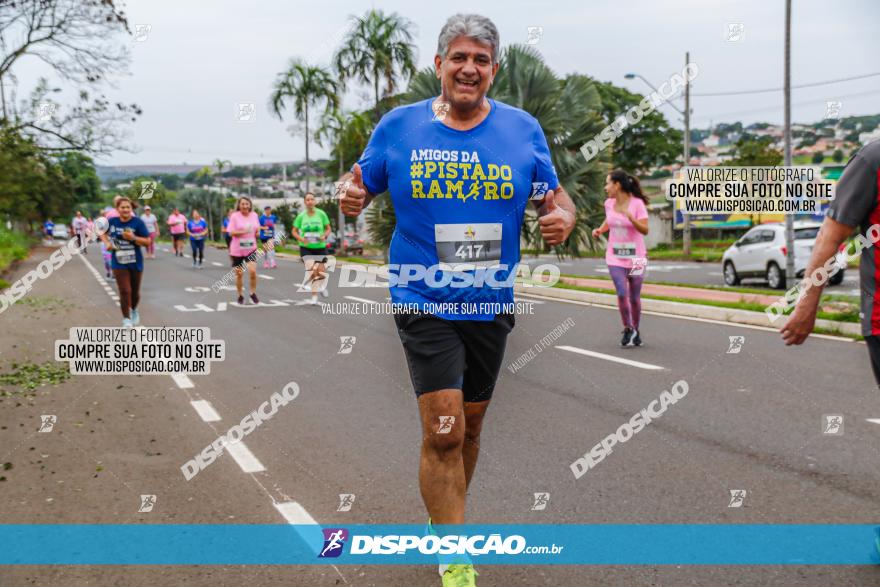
[514,284,862,336]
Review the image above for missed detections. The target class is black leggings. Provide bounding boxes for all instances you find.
[191,239,205,263]
[113,268,143,319]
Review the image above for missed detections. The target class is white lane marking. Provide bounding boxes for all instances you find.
[867,419,880,425]
[212,262,223,267]
[258,274,274,280]
[224,440,265,473]
[190,400,221,422]
[171,373,194,389]
[216,302,227,312]
[515,292,859,343]
[275,501,319,525]
[274,502,326,558]
[556,345,665,370]
[344,295,378,304]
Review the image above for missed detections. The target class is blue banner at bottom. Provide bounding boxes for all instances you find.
[1,524,878,565]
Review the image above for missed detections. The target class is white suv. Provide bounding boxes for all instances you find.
[721,222,845,289]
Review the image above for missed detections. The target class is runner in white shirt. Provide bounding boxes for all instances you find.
[140,205,159,259]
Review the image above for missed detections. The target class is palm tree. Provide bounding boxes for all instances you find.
[317,108,376,249]
[377,44,607,256]
[333,10,417,114]
[270,59,339,194]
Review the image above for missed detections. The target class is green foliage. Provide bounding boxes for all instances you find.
[0,227,32,273]
[0,362,70,393]
[593,80,684,173]
[723,137,783,166]
[0,127,77,225]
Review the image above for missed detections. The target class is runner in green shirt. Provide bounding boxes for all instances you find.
[292,192,332,305]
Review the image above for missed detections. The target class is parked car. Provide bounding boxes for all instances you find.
[721,221,846,289]
[325,232,337,255]
[343,231,364,256]
[51,224,70,239]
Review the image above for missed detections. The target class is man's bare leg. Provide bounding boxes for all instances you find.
[418,389,466,524]
[462,400,490,488]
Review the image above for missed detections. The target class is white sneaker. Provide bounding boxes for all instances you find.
[122,318,133,328]
[320,288,329,298]
[130,309,140,326]
[310,296,318,305]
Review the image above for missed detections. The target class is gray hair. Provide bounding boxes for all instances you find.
[437,14,500,63]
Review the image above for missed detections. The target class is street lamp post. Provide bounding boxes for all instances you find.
[784,0,795,287]
[624,58,691,255]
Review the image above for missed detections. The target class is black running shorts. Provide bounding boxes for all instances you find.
[230,255,253,268]
[393,311,515,403]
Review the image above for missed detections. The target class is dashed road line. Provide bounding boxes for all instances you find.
[190,400,222,422]
[556,345,666,370]
[171,373,195,389]
[224,440,266,473]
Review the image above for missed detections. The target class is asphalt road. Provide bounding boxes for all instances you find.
[519,254,862,295]
[1,241,879,586]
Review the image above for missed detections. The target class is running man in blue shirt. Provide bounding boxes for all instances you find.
[339,14,575,587]
[259,205,278,269]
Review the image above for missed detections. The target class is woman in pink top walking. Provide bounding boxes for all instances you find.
[227,196,261,305]
[166,207,187,257]
[592,169,650,347]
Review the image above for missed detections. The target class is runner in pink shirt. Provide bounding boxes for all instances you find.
[227,196,261,305]
[592,169,650,347]
[166,207,187,257]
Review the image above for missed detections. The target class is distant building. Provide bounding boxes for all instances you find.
[860,128,880,146]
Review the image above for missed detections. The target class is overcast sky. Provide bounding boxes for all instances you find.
[14,0,880,166]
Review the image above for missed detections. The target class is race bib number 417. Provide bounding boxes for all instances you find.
[435,223,502,268]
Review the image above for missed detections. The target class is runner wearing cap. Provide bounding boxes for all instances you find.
[339,13,575,586]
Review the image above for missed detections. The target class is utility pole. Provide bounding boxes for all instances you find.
[784,0,795,287]
[683,51,692,257]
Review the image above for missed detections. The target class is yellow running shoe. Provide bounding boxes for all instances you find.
[441,563,478,587]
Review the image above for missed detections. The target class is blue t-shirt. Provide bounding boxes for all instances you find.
[356,98,559,320]
[259,214,277,239]
[188,218,208,241]
[44,221,54,234]
[107,216,149,271]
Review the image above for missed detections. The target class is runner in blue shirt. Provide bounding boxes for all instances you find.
[186,209,208,268]
[259,206,278,269]
[99,197,151,327]
[222,209,233,249]
[43,219,54,239]
[339,14,575,587]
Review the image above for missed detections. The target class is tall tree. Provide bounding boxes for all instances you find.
[333,10,416,114]
[593,81,683,174]
[0,0,141,154]
[723,138,783,166]
[269,59,338,194]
